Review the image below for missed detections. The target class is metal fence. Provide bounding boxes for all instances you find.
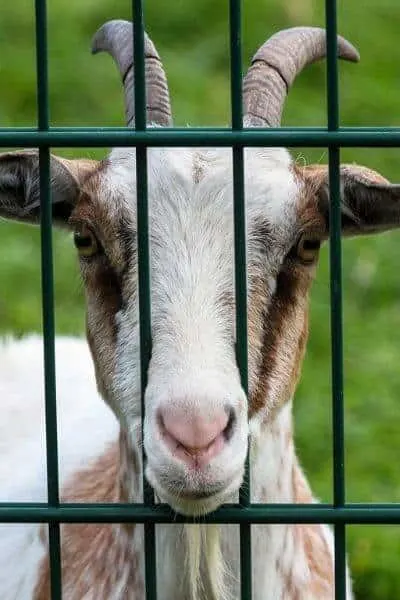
[0,0,400,598]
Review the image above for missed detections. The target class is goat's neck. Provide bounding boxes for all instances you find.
[251,400,297,503]
[249,402,335,600]
[116,403,323,600]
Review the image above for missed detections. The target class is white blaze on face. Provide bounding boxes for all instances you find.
[107,145,299,514]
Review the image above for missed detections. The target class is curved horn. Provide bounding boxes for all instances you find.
[243,26,359,127]
[92,19,172,127]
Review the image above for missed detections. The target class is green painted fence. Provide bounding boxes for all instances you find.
[0,0,399,598]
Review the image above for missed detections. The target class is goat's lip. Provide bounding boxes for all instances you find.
[148,470,229,500]
[157,487,229,516]
[145,465,244,516]
[175,487,224,500]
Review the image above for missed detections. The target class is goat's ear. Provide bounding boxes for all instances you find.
[304,164,400,236]
[0,150,98,227]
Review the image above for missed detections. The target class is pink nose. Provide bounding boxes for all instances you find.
[158,407,233,468]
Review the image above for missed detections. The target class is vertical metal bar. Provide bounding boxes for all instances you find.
[34,0,62,598]
[131,2,157,598]
[325,1,347,598]
[229,1,251,598]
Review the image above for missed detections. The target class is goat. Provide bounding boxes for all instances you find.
[1,19,399,600]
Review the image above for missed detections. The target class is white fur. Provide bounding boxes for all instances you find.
[0,336,117,599]
[107,146,299,516]
[0,145,346,599]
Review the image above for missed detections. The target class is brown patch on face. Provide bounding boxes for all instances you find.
[247,275,269,372]
[84,257,123,401]
[72,171,134,278]
[34,440,144,600]
[70,175,137,405]
[249,262,311,419]
[248,170,325,420]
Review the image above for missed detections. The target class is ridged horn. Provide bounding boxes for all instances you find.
[243,26,360,127]
[92,19,172,127]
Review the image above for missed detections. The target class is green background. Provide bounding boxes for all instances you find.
[0,0,399,597]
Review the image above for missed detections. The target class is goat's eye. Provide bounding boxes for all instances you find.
[73,226,100,258]
[295,234,321,264]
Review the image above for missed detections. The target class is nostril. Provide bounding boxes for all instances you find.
[223,406,236,442]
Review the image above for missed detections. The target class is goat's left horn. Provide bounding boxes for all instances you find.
[92,19,172,127]
[243,26,360,128]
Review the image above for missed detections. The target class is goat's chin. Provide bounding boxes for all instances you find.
[146,467,244,516]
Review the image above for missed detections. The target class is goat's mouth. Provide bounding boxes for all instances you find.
[145,465,244,516]
[178,489,221,500]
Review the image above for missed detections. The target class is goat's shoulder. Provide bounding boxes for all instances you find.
[0,334,118,498]
[34,442,138,600]
[0,335,119,600]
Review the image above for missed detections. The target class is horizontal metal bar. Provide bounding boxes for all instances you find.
[1,126,399,133]
[110,125,400,134]
[0,128,400,148]
[0,125,400,130]
[2,503,400,524]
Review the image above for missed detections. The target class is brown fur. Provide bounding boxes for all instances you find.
[292,465,334,598]
[33,163,344,599]
[58,157,100,188]
[248,170,326,420]
[70,179,137,405]
[246,173,335,596]
[302,162,390,188]
[265,463,334,600]
[249,261,311,419]
[33,440,144,600]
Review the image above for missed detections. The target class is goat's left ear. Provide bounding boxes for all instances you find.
[0,150,99,227]
[304,164,400,236]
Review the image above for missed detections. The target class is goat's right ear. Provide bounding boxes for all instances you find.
[303,163,400,236]
[0,150,98,227]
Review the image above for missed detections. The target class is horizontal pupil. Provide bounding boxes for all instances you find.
[302,239,320,251]
[74,233,93,248]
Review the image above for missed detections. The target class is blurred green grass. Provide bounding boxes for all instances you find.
[1,0,400,597]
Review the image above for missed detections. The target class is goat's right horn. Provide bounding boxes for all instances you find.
[92,19,172,127]
[243,26,360,128]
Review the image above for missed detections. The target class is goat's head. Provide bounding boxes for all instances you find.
[1,21,399,516]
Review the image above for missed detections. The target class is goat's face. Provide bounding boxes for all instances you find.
[1,21,400,515]
[69,145,318,514]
